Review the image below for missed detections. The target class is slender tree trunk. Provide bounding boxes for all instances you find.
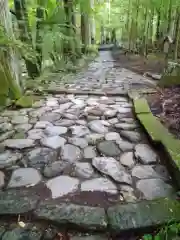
[156,10,161,40]
[174,9,180,61]
[80,0,90,53]
[0,0,22,104]
[167,0,172,34]
[13,0,40,78]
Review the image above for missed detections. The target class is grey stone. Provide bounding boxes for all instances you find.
[104,109,117,118]
[0,151,22,168]
[120,185,136,202]
[45,126,67,136]
[11,115,29,124]
[3,139,35,149]
[116,140,134,151]
[43,161,68,178]
[63,113,78,120]
[54,102,73,113]
[105,132,121,141]
[15,124,32,132]
[27,147,57,169]
[86,107,103,116]
[120,152,135,168]
[40,112,61,122]
[115,123,137,130]
[74,162,94,178]
[2,227,42,240]
[88,120,108,134]
[84,146,97,159]
[46,176,79,198]
[76,120,87,125]
[54,119,75,126]
[92,157,132,184]
[117,107,131,114]
[0,130,15,142]
[136,179,174,200]
[0,122,13,132]
[34,121,53,129]
[35,202,107,230]
[108,118,119,125]
[61,144,82,162]
[0,171,5,188]
[97,141,121,157]
[132,165,163,179]
[86,134,104,145]
[58,98,70,104]
[135,144,158,164]
[71,235,108,240]
[107,199,180,232]
[87,115,100,121]
[120,131,141,142]
[46,99,59,107]
[28,129,45,140]
[8,168,42,188]
[70,125,90,137]
[68,137,88,149]
[41,136,66,149]
[120,118,135,123]
[81,177,117,194]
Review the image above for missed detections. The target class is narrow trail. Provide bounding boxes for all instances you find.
[0,50,175,239]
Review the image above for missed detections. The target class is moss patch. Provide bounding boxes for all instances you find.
[108,198,180,233]
[134,98,180,167]
[134,98,151,114]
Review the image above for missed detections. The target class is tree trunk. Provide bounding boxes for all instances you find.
[156,10,161,40]
[13,0,41,78]
[0,0,22,104]
[80,0,90,53]
[173,9,180,61]
[167,0,172,34]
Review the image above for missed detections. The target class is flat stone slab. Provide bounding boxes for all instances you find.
[97,141,121,157]
[135,144,158,164]
[0,151,22,168]
[35,202,107,230]
[40,136,66,149]
[107,199,180,233]
[8,168,42,188]
[46,176,79,199]
[2,227,42,240]
[81,177,118,194]
[3,139,35,149]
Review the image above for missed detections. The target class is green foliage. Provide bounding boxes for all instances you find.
[143,223,180,240]
[15,95,33,107]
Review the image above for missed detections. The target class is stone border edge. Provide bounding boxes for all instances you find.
[131,92,180,188]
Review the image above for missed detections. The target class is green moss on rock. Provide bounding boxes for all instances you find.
[107,199,180,233]
[134,98,151,114]
[15,96,33,108]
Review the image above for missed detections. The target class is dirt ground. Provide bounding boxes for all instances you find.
[112,49,180,139]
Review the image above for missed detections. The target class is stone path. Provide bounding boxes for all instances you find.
[0,51,176,239]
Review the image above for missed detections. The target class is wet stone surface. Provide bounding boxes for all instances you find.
[0,51,176,236]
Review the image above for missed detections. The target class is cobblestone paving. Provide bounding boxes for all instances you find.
[0,51,175,239]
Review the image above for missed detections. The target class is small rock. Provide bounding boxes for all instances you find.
[43,161,68,178]
[70,126,90,137]
[132,165,163,179]
[74,162,94,178]
[86,107,103,116]
[120,131,141,142]
[45,126,67,136]
[61,144,82,162]
[104,109,117,118]
[0,151,22,168]
[105,132,121,141]
[28,129,45,140]
[108,118,119,125]
[76,120,87,125]
[0,171,5,188]
[3,139,35,149]
[41,136,66,149]
[68,137,88,149]
[86,134,104,145]
[115,123,137,130]
[87,115,100,121]
[136,179,174,200]
[54,102,73,113]
[11,116,29,124]
[135,144,158,164]
[92,157,132,184]
[46,176,79,198]
[54,119,75,126]
[116,140,134,151]
[118,107,131,114]
[63,113,78,120]
[120,185,136,202]
[81,177,118,194]
[0,131,15,142]
[88,120,108,134]
[8,168,42,188]
[120,152,135,168]
[40,113,61,122]
[15,124,32,132]
[84,146,97,159]
[97,141,121,157]
[0,123,13,132]
[34,121,53,129]
[27,147,57,169]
